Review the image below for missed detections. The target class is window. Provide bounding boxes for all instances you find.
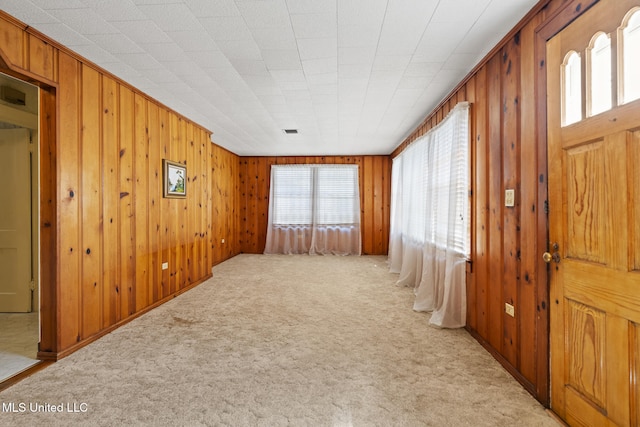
[622,9,640,103]
[562,51,582,126]
[270,167,312,225]
[265,164,361,255]
[588,32,612,116]
[388,102,470,328]
[560,7,640,126]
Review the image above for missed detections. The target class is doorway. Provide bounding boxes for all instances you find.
[0,72,40,383]
[546,0,640,424]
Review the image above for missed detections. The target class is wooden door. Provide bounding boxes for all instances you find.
[0,128,32,312]
[547,0,640,425]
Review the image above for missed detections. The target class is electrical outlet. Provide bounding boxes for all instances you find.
[505,303,515,317]
[505,189,515,207]
[162,262,168,270]
[221,238,225,244]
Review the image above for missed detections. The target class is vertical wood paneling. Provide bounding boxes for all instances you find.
[134,93,150,313]
[38,86,57,355]
[57,52,81,350]
[519,14,542,386]
[148,101,162,305]
[501,36,520,366]
[28,34,56,82]
[102,76,119,329]
[487,54,504,351]
[186,124,196,285]
[119,86,135,318]
[0,19,24,69]
[159,108,170,299]
[238,156,390,255]
[81,64,103,339]
[1,12,218,361]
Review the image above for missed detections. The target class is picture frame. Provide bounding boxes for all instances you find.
[163,159,186,198]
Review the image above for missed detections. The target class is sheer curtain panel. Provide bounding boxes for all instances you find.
[388,102,470,328]
[265,164,361,256]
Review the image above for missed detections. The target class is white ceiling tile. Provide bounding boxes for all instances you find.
[111,20,172,44]
[297,38,337,61]
[403,62,442,77]
[199,16,252,41]
[338,25,380,49]
[83,0,148,22]
[229,59,269,77]
[185,0,241,17]
[236,0,290,29]
[270,70,306,83]
[46,8,117,35]
[286,0,336,15]
[443,53,478,71]
[372,55,412,72]
[186,50,231,69]
[136,4,202,32]
[291,14,336,39]
[432,0,490,24]
[114,52,162,70]
[30,0,85,9]
[2,0,539,156]
[1,0,59,24]
[338,64,371,79]
[86,33,144,54]
[262,50,302,71]
[249,27,297,50]
[216,40,262,60]
[302,58,337,76]
[376,0,438,56]
[142,43,191,62]
[338,47,376,66]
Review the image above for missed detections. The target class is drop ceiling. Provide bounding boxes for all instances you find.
[1,0,539,156]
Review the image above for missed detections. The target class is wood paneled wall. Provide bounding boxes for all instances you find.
[391,0,571,405]
[211,144,240,265]
[238,156,391,255]
[0,13,217,359]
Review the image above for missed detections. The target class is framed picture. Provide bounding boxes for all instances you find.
[163,159,186,198]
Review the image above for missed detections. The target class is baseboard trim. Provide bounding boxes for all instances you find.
[0,360,52,392]
[37,273,213,362]
[466,327,544,406]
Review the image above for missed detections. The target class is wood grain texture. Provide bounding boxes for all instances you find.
[0,16,218,358]
[237,156,390,255]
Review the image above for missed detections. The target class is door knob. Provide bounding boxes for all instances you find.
[543,243,560,264]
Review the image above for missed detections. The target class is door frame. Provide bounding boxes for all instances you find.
[533,0,599,407]
[0,56,58,361]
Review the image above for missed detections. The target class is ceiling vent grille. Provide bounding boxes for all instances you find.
[283,129,299,134]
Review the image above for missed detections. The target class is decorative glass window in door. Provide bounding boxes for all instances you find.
[621,9,640,104]
[562,51,582,126]
[587,32,612,116]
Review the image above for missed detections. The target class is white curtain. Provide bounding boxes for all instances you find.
[264,164,361,256]
[388,102,470,328]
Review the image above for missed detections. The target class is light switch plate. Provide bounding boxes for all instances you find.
[505,303,515,317]
[505,189,515,207]
[162,262,168,270]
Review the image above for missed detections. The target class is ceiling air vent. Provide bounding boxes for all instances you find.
[283,129,299,134]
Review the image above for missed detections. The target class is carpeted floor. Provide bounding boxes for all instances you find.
[0,254,558,426]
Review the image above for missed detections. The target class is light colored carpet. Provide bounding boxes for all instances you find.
[0,254,557,426]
